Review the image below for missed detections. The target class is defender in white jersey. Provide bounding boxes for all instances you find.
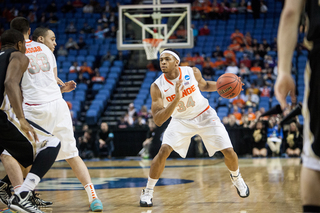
[140,49,249,207]
[0,18,103,212]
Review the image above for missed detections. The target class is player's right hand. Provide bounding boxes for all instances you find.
[274,72,296,110]
[19,118,39,142]
[175,79,184,100]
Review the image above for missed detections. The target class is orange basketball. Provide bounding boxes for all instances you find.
[216,73,242,99]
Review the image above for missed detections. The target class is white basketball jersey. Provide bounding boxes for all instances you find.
[154,66,209,119]
[21,40,62,104]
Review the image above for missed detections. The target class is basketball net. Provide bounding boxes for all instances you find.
[143,38,164,60]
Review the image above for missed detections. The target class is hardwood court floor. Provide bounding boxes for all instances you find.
[0,158,302,213]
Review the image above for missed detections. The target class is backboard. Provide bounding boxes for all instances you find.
[117,3,193,51]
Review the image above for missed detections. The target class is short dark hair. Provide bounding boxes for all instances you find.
[162,48,180,59]
[32,27,50,41]
[0,29,24,47]
[10,17,30,34]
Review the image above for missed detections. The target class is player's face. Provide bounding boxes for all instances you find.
[159,53,177,73]
[42,30,57,52]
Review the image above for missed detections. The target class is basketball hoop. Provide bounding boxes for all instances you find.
[143,38,164,60]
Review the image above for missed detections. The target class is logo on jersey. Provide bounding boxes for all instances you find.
[185,75,190,80]
[164,88,170,92]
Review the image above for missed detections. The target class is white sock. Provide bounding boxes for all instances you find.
[14,185,21,193]
[146,176,158,190]
[18,173,40,193]
[84,183,98,203]
[229,168,240,177]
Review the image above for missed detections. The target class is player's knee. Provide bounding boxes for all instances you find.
[158,145,173,158]
[221,147,236,158]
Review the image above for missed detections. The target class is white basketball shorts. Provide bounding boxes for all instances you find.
[162,107,233,158]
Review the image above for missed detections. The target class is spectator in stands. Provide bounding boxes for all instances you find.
[237,0,247,13]
[61,1,75,13]
[135,116,147,128]
[240,54,251,69]
[176,25,187,39]
[139,118,157,159]
[77,36,87,49]
[94,25,105,39]
[184,53,195,66]
[225,114,240,129]
[225,61,239,75]
[260,1,268,13]
[19,5,29,17]
[127,103,137,126]
[80,22,94,34]
[212,56,226,70]
[239,62,250,79]
[266,116,283,156]
[199,24,210,36]
[264,69,276,85]
[80,62,94,75]
[284,122,303,157]
[73,0,84,8]
[257,43,267,58]
[98,13,108,24]
[229,39,242,52]
[264,55,275,68]
[191,0,203,19]
[246,89,259,108]
[97,122,114,159]
[202,60,214,80]
[251,38,259,48]
[244,32,252,46]
[270,37,277,51]
[93,0,103,13]
[232,94,246,109]
[65,21,77,34]
[230,0,238,13]
[78,130,94,159]
[252,121,267,157]
[29,1,39,12]
[259,84,272,98]
[91,71,105,83]
[107,25,117,38]
[252,53,263,67]
[219,2,230,20]
[65,37,79,50]
[222,116,229,125]
[247,107,256,121]
[70,61,81,73]
[230,29,244,45]
[47,12,59,24]
[224,46,237,65]
[212,45,224,58]
[191,24,198,38]
[246,83,260,95]
[193,52,204,65]
[57,45,68,56]
[101,51,115,65]
[46,2,58,13]
[108,12,117,26]
[27,11,37,23]
[262,39,270,51]
[137,105,149,122]
[118,115,129,129]
[232,105,242,123]
[77,72,91,84]
[104,1,112,13]
[83,2,94,13]
[250,62,262,74]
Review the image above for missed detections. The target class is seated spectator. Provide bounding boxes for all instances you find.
[225,61,239,75]
[260,1,268,13]
[73,0,84,8]
[230,29,244,45]
[250,62,262,73]
[230,0,238,13]
[97,122,114,159]
[192,24,199,37]
[95,25,106,39]
[135,116,148,128]
[246,89,259,108]
[257,44,267,58]
[137,105,149,122]
[69,61,81,73]
[193,52,204,65]
[47,13,59,24]
[263,69,276,85]
[222,116,229,125]
[77,36,87,49]
[127,103,137,126]
[77,73,91,84]
[57,45,68,56]
[91,71,105,83]
[212,45,224,58]
[219,2,230,20]
[83,2,94,13]
[259,84,272,98]
[184,53,195,66]
[202,61,214,80]
[229,39,242,52]
[232,105,242,123]
[100,51,115,64]
[104,1,112,13]
[252,121,267,157]
[118,115,129,129]
[223,46,236,65]
[285,122,303,157]
[27,11,37,23]
[65,22,77,34]
[236,0,246,12]
[61,1,75,13]
[139,118,156,159]
[240,54,251,68]
[107,25,117,38]
[225,114,240,129]
[264,55,275,68]
[46,2,58,13]
[199,24,210,36]
[246,83,260,95]
[98,13,108,24]
[266,116,283,156]
[247,107,256,121]
[80,62,94,75]
[176,25,187,39]
[212,56,226,69]
[251,53,263,67]
[80,22,94,34]
[65,37,79,50]
[243,32,252,46]
[108,12,118,26]
[239,62,250,79]
[78,130,94,159]
[262,39,270,51]
[232,94,246,108]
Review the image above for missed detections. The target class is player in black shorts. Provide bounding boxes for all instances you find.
[0,29,61,213]
[275,1,320,212]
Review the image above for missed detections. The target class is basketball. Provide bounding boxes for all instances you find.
[216,73,242,99]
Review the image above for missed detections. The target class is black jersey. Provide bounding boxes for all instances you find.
[0,48,18,108]
[306,0,320,41]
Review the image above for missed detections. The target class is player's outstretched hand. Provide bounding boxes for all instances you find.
[61,80,77,93]
[274,72,296,110]
[19,118,39,142]
[57,77,65,86]
[175,79,184,100]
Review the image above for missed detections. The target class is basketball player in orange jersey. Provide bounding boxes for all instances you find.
[140,49,249,207]
[0,18,103,212]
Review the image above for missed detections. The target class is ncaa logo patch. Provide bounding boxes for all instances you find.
[185,75,190,80]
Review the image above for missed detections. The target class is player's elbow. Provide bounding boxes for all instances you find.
[281,7,300,22]
[153,118,163,127]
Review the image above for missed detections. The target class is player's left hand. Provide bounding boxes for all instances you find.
[274,72,296,110]
[61,80,77,93]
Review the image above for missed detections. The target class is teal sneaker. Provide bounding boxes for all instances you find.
[90,198,103,212]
